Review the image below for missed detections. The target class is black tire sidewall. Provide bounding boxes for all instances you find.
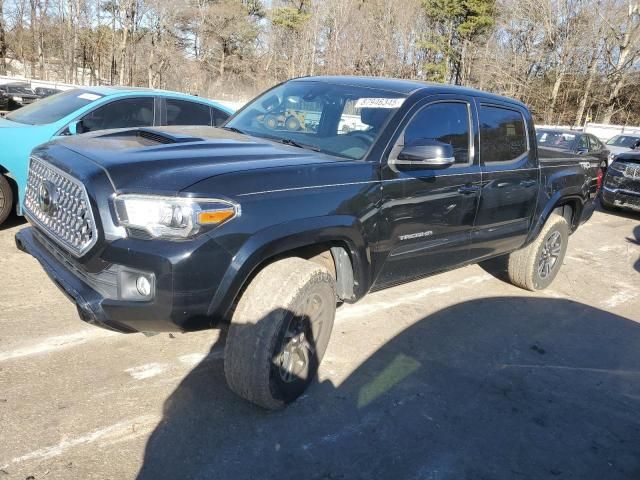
[532,219,569,290]
[0,175,13,225]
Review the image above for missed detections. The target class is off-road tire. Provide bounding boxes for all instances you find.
[506,214,569,291]
[0,175,14,225]
[224,257,336,409]
[285,115,301,131]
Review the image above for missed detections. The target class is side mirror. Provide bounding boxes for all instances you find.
[393,140,455,169]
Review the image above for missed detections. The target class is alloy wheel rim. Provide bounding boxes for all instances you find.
[278,294,324,383]
[538,230,562,279]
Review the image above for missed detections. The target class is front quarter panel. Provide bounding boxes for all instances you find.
[184,160,382,320]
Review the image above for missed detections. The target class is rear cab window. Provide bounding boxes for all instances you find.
[479,104,528,163]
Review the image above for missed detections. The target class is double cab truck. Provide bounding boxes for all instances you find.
[15,77,600,409]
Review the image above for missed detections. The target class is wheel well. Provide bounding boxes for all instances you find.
[552,200,579,231]
[276,242,356,302]
[0,167,18,215]
[233,242,357,314]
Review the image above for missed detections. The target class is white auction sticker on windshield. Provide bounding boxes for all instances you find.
[355,98,405,109]
[78,93,102,101]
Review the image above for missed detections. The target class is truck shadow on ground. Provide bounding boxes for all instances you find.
[0,215,25,231]
[137,297,640,480]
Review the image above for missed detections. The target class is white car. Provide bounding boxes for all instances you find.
[605,134,640,165]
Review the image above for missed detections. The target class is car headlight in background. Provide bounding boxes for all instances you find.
[12,96,23,102]
[113,195,239,239]
[609,161,627,173]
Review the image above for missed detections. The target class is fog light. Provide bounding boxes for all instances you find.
[118,268,155,301]
[136,276,151,296]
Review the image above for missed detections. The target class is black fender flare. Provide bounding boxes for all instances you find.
[526,189,586,244]
[207,215,371,320]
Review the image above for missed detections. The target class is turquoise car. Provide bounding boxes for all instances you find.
[0,87,234,225]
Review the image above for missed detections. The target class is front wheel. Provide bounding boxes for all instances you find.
[506,214,569,291]
[224,257,336,409]
[0,175,14,225]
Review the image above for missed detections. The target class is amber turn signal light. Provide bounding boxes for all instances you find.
[198,208,235,225]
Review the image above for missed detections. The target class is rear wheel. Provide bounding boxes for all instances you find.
[506,214,569,291]
[224,257,336,409]
[0,175,14,225]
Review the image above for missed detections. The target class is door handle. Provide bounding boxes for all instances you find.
[520,180,537,187]
[458,185,479,195]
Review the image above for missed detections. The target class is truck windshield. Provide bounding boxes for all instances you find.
[5,89,103,125]
[606,135,640,148]
[225,81,407,160]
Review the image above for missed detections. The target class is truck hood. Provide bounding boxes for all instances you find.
[52,126,344,195]
[606,145,633,156]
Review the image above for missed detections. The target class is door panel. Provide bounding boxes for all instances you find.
[471,102,539,259]
[375,96,481,289]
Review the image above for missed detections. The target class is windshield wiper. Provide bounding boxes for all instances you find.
[221,126,246,135]
[278,138,321,152]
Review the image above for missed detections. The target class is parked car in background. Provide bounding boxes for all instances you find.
[0,86,234,225]
[536,128,610,171]
[0,83,41,110]
[604,134,640,166]
[34,87,64,98]
[15,76,600,409]
[601,152,640,213]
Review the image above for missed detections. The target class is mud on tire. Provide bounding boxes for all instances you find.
[224,257,336,409]
[506,213,569,291]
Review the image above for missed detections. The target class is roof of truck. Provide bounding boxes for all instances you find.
[293,76,528,109]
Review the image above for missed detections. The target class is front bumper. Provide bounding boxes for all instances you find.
[15,227,232,333]
[602,186,640,212]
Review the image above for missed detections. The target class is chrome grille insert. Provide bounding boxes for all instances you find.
[24,156,97,257]
[624,164,640,180]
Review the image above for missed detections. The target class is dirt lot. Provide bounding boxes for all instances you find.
[0,207,639,480]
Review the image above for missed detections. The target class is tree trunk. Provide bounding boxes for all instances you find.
[601,1,640,123]
[30,0,37,77]
[546,69,564,124]
[575,50,599,126]
[0,0,7,75]
[118,0,134,85]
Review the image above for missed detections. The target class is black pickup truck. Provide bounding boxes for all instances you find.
[15,77,600,409]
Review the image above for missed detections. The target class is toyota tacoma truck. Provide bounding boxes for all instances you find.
[15,77,600,409]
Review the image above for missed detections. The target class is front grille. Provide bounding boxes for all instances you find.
[24,156,97,257]
[624,164,640,180]
[33,229,118,299]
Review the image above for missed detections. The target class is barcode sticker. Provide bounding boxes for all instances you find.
[355,98,405,109]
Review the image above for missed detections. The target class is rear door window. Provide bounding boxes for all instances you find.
[479,105,528,163]
[166,99,212,126]
[80,97,154,132]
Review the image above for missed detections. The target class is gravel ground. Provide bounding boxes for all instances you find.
[0,206,639,480]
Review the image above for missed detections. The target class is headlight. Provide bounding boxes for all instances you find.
[609,161,626,173]
[113,195,239,239]
[12,96,23,102]
[608,153,616,161]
